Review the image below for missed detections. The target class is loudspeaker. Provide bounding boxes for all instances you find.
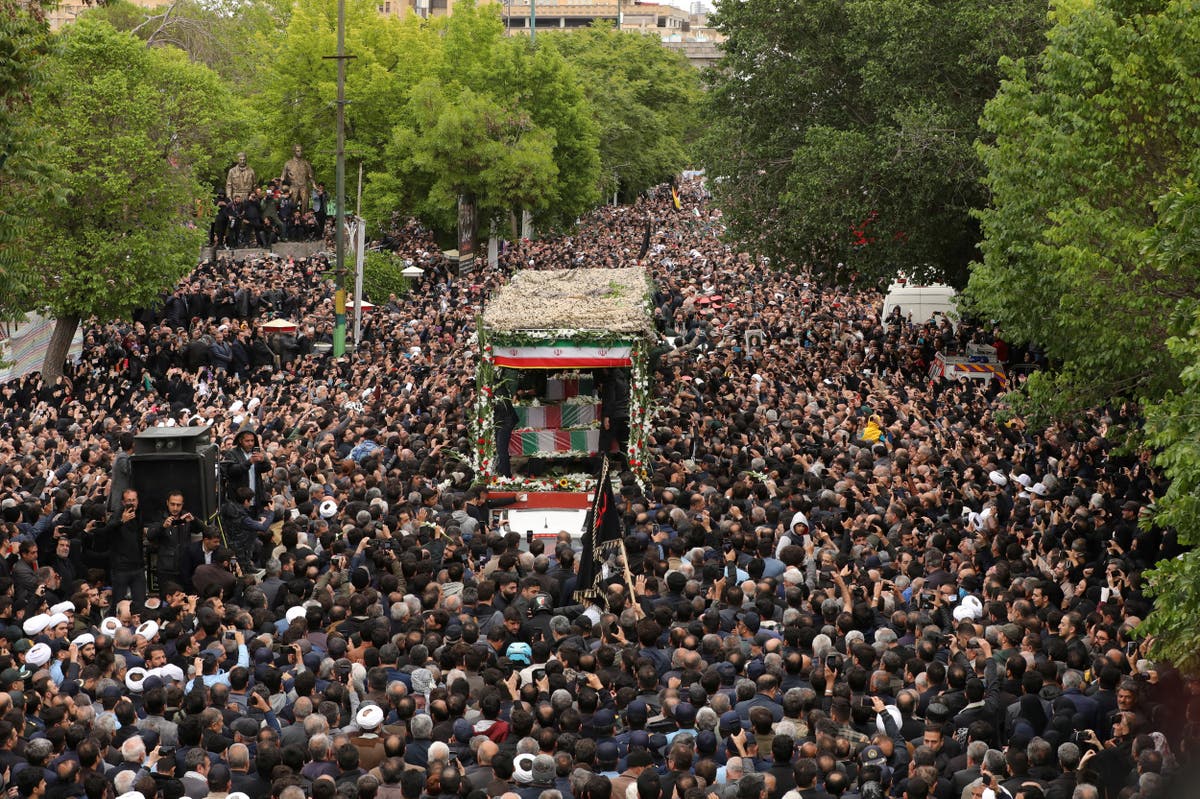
[130,446,219,524]
[133,426,213,454]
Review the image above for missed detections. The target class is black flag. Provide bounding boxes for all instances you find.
[637,216,653,261]
[575,456,623,602]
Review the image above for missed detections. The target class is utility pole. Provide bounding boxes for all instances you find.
[529,0,535,44]
[325,0,353,357]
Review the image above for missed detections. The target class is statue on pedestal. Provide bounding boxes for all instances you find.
[280,144,317,212]
[225,153,256,202]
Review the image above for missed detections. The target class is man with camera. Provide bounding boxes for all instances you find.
[147,490,206,598]
[100,488,148,612]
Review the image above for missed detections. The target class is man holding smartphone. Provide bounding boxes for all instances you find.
[100,488,148,612]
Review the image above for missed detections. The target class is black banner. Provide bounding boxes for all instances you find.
[575,456,623,602]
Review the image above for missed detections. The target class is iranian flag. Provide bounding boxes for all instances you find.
[492,343,633,369]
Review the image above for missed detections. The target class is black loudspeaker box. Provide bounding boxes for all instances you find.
[133,425,213,454]
[130,445,219,523]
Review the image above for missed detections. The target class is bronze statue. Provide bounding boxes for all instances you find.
[225,153,256,202]
[280,144,317,212]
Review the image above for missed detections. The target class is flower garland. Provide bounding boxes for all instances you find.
[626,339,653,482]
[472,319,497,478]
[489,474,596,492]
[489,329,640,348]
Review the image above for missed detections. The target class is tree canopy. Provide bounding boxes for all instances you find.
[364,2,600,234]
[966,0,1200,668]
[0,0,61,320]
[967,0,1200,412]
[16,19,240,377]
[543,23,701,203]
[701,0,1048,285]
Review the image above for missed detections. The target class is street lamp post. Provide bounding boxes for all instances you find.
[325,0,352,357]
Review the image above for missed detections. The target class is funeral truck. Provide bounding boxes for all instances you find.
[472,267,655,544]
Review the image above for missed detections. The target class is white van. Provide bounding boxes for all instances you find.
[881,282,958,331]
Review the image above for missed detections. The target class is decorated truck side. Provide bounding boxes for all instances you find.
[471,268,654,540]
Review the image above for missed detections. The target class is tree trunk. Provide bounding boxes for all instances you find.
[41,314,80,383]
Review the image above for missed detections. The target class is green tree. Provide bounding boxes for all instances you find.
[84,0,292,87]
[370,80,558,232]
[966,0,1200,414]
[1142,300,1200,674]
[544,23,701,202]
[255,0,437,194]
[18,19,241,379]
[967,0,1200,669]
[361,250,409,302]
[0,0,62,321]
[365,2,599,235]
[701,0,1048,284]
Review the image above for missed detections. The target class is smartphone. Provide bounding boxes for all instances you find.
[224,631,237,640]
[1125,641,1138,655]
[532,668,546,681]
[859,696,872,708]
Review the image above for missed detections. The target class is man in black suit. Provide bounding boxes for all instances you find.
[101,488,148,612]
[181,528,223,593]
[224,429,269,513]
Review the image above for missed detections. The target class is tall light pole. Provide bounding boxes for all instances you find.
[529,0,535,43]
[326,0,352,356]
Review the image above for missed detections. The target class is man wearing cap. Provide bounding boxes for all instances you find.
[148,490,206,597]
[100,489,148,612]
[51,635,93,686]
[351,703,387,770]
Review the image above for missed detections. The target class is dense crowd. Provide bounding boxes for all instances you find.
[0,180,1194,799]
[209,180,331,249]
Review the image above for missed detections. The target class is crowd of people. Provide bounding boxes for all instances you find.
[209,180,330,249]
[0,179,1194,799]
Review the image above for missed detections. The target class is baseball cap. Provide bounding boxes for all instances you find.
[673,702,696,726]
[860,745,886,766]
[596,741,619,765]
[625,700,649,723]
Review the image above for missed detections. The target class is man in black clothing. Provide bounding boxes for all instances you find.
[597,368,631,462]
[225,429,269,513]
[147,490,206,597]
[101,488,148,612]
